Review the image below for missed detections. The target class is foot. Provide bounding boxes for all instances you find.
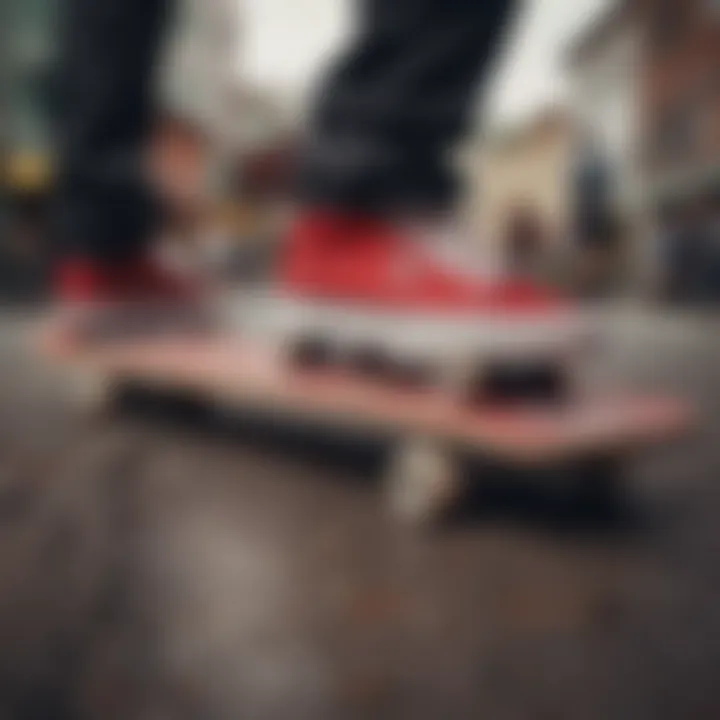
[252,211,591,397]
[40,255,208,352]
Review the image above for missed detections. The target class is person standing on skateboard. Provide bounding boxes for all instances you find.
[50,0,583,372]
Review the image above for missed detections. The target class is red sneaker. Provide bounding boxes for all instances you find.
[249,211,590,375]
[55,255,198,304]
[42,255,207,351]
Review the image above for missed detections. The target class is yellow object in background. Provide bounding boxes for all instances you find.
[3,153,53,194]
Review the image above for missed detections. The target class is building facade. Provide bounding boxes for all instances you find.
[635,0,720,297]
[467,110,575,256]
[163,0,241,143]
[566,2,648,288]
[568,3,643,219]
[638,0,720,205]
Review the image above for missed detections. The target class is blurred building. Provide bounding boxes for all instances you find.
[567,0,720,294]
[158,0,291,240]
[468,108,575,257]
[163,0,240,145]
[160,0,245,204]
[567,2,643,224]
[162,2,294,198]
[220,84,294,157]
[221,87,296,246]
[639,0,720,299]
[566,1,648,291]
[639,0,720,207]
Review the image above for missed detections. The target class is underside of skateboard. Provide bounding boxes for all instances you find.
[40,334,692,527]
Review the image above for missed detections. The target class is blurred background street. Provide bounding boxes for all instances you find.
[1,0,718,303]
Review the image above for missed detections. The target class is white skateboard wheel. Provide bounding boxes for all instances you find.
[385,439,462,526]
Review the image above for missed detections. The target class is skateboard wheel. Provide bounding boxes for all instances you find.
[384,439,462,526]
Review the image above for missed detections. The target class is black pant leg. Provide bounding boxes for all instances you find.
[54,0,171,261]
[298,0,518,213]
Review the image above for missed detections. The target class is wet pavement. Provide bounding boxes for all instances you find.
[0,307,718,719]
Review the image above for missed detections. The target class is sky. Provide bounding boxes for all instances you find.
[240,0,611,127]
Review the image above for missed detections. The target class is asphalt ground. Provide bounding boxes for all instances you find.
[0,307,717,719]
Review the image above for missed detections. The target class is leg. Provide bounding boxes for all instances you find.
[273,0,584,391]
[54,0,172,262]
[298,0,518,213]
[45,0,205,343]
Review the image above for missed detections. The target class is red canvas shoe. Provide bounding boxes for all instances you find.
[42,254,207,351]
[243,211,592,396]
[55,256,198,304]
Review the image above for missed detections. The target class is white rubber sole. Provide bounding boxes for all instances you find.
[226,290,593,367]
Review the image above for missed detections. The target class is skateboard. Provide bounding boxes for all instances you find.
[38,332,692,526]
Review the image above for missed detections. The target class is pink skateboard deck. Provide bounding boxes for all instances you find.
[40,335,693,466]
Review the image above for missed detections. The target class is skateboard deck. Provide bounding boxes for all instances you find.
[39,334,692,467]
